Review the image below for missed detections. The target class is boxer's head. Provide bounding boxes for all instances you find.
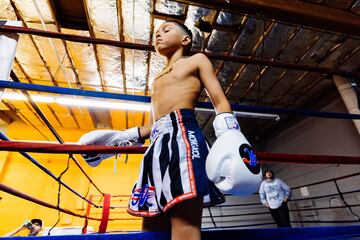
[154,21,192,56]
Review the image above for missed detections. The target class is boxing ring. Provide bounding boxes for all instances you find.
[1,23,360,240]
[0,106,360,239]
[0,136,360,239]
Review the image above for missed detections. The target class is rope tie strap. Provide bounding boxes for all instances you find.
[98,194,111,233]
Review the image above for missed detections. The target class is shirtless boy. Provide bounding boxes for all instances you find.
[79,21,254,240]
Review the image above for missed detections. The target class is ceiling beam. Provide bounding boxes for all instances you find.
[1,25,360,78]
[173,0,360,37]
[0,111,13,124]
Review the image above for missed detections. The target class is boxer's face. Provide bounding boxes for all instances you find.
[154,22,190,56]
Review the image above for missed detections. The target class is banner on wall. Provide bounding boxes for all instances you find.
[0,20,22,99]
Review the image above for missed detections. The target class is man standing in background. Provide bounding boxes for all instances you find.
[259,169,292,228]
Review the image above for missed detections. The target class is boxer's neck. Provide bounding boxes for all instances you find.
[155,54,185,80]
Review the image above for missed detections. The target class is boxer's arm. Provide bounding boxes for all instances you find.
[139,124,151,140]
[138,108,153,140]
[198,54,262,194]
[78,108,153,167]
[196,53,232,114]
[196,53,241,137]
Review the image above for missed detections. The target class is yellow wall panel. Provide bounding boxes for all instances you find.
[12,61,28,80]
[18,77,31,83]
[0,101,9,111]
[49,103,71,114]
[72,107,95,130]
[0,124,10,180]
[18,109,43,127]
[144,111,150,124]
[0,121,144,235]
[36,103,62,127]
[54,113,78,129]
[6,100,29,110]
[127,111,145,128]
[6,122,49,141]
[110,110,127,130]
[31,78,54,86]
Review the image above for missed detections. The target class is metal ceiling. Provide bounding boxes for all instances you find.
[0,0,359,148]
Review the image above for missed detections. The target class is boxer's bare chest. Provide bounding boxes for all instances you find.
[151,58,202,119]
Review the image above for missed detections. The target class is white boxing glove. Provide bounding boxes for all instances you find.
[206,113,262,195]
[78,127,144,167]
[213,112,241,138]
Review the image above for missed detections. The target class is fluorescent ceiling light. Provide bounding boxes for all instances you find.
[56,98,151,111]
[195,107,280,121]
[1,92,280,120]
[2,92,55,103]
[1,92,150,112]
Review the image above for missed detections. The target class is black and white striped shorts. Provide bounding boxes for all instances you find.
[128,109,224,217]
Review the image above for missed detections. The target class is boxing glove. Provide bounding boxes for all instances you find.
[78,127,144,167]
[213,112,241,137]
[206,113,262,195]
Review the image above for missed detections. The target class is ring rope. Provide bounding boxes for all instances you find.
[203,204,360,219]
[0,131,104,195]
[216,188,360,209]
[202,222,275,229]
[291,171,360,190]
[0,183,101,221]
[0,134,102,208]
[2,80,360,120]
[203,220,360,230]
[334,180,360,221]
[2,176,359,229]
[0,182,136,226]
[82,194,93,234]
[48,155,71,235]
[9,73,105,197]
[0,140,359,165]
[0,140,147,154]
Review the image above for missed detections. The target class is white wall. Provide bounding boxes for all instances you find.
[203,98,360,229]
[265,98,360,227]
[266,98,360,156]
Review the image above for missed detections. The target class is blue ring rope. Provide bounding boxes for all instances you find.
[1,80,360,120]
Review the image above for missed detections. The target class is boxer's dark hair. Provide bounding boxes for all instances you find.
[164,20,192,54]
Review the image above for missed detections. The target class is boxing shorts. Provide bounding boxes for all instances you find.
[128,109,224,217]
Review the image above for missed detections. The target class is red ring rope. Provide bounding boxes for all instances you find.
[0,141,147,154]
[0,183,101,221]
[82,194,93,234]
[1,183,134,223]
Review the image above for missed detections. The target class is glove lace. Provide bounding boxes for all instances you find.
[117,139,141,147]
